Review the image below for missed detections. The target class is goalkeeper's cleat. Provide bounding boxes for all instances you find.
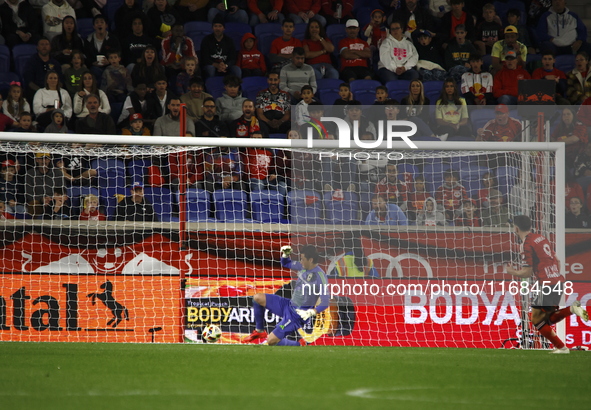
[570,300,589,321]
[298,338,309,346]
[549,346,570,354]
[241,330,267,344]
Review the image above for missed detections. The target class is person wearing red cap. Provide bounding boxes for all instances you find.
[122,113,151,136]
[492,50,531,106]
[476,104,522,142]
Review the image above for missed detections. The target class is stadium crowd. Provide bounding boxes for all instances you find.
[0,0,590,228]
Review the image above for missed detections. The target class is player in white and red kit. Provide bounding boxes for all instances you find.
[506,215,589,354]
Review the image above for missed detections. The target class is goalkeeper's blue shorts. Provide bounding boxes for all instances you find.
[265,294,304,340]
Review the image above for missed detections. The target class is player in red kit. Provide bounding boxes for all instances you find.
[506,215,589,354]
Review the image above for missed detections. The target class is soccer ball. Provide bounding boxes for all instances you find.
[202,324,222,343]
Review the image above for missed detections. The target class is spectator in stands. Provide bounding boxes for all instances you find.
[41,0,76,41]
[339,19,372,82]
[303,19,338,80]
[75,94,116,134]
[532,51,569,104]
[474,171,498,209]
[174,0,209,24]
[280,47,317,101]
[476,103,522,142]
[13,112,36,133]
[195,97,230,137]
[0,0,39,48]
[564,173,585,208]
[506,8,535,55]
[153,97,195,137]
[24,37,63,103]
[285,0,326,27]
[148,76,177,119]
[50,15,84,67]
[160,23,198,79]
[101,50,133,103]
[237,33,266,78]
[216,74,246,121]
[83,14,121,80]
[473,3,502,56]
[230,99,261,137]
[378,20,419,83]
[566,51,591,104]
[41,187,71,220]
[407,175,430,221]
[174,57,200,97]
[122,113,151,136]
[131,46,166,89]
[24,152,66,217]
[256,72,292,135]
[79,193,106,221]
[566,196,590,228]
[0,159,26,214]
[320,0,354,26]
[439,0,475,47]
[114,0,143,41]
[493,50,531,105]
[121,14,157,68]
[114,181,158,222]
[400,79,431,124]
[208,0,248,24]
[117,82,154,130]
[44,108,68,133]
[203,147,244,191]
[63,51,87,98]
[455,198,482,227]
[200,15,240,79]
[332,82,355,106]
[538,0,590,56]
[344,101,376,137]
[180,77,212,121]
[417,196,446,226]
[73,71,111,118]
[269,19,303,71]
[428,0,450,19]
[356,130,387,194]
[294,85,316,126]
[434,78,471,139]
[435,169,469,221]
[33,71,72,132]
[3,83,31,123]
[573,143,591,190]
[0,95,16,131]
[461,54,495,106]
[362,8,386,52]
[444,24,477,83]
[248,0,284,25]
[481,188,510,226]
[375,162,409,211]
[414,30,447,82]
[397,0,436,39]
[242,132,288,195]
[365,194,409,225]
[490,26,528,75]
[147,0,181,40]
[551,107,588,164]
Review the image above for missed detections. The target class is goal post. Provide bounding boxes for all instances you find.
[0,131,568,348]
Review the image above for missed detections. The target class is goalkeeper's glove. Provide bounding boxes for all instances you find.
[296,309,317,321]
[280,245,292,258]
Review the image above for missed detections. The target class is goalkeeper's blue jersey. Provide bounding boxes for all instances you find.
[280,257,330,313]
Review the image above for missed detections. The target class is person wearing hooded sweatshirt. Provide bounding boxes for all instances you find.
[377,20,419,83]
[44,108,68,133]
[416,197,446,226]
[537,0,590,56]
[237,32,266,77]
[216,75,247,122]
[365,195,408,226]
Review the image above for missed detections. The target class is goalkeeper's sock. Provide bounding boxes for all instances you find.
[277,339,300,346]
[535,320,565,349]
[253,300,265,331]
[549,307,571,325]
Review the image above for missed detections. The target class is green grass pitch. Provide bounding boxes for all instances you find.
[1,342,589,410]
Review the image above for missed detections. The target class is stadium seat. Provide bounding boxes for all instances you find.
[354,7,373,33]
[482,54,492,71]
[104,0,124,31]
[185,21,213,37]
[463,179,481,198]
[0,72,20,97]
[127,159,152,183]
[242,76,268,100]
[224,22,252,50]
[213,190,253,222]
[77,18,94,38]
[397,163,418,183]
[386,80,410,102]
[353,0,381,14]
[110,102,123,125]
[470,108,495,132]
[12,44,37,80]
[287,190,323,224]
[250,190,287,223]
[254,23,282,56]
[0,45,10,72]
[143,186,178,222]
[293,23,307,40]
[555,54,576,74]
[459,165,490,183]
[269,133,286,139]
[189,33,208,52]
[423,160,447,193]
[318,89,340,106]
[326,24,346,55]
[350,79,382,104]
[181,188,215,222]
[423,81,443,104]
[323,191,360,224]
[447,135,476,141]
[205,76,226,99]
[496,166,519,196]
[494,1,525,26]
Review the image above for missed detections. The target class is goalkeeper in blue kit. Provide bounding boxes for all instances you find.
[242,244,330,346]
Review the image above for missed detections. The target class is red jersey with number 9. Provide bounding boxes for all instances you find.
[520,233,561,285]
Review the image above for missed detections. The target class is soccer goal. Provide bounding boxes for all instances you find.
[0,130,567,348]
